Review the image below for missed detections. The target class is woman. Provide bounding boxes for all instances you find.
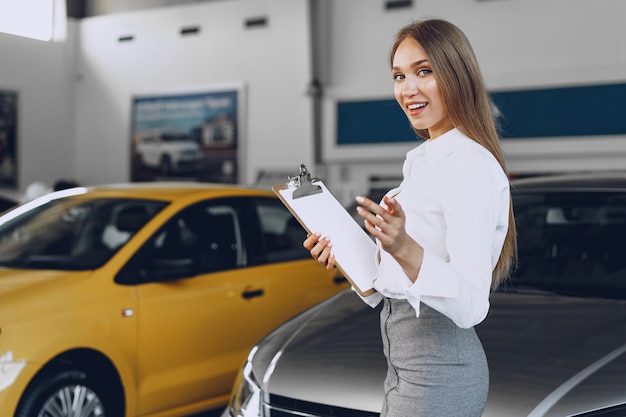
[304,19,517,417]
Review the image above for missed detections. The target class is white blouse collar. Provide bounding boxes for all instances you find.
[407,128,473,164]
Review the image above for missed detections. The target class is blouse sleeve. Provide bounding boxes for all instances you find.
[405,151,510,328]
[351,286,383,308]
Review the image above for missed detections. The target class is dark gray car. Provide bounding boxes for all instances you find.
[224,173,626,417]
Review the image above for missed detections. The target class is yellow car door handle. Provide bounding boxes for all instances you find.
[242,288,264,299]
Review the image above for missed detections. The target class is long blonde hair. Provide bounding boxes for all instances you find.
[390,19,517,288]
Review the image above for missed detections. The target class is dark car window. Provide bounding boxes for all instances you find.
[0,196,17,213]
[510,191,626,297]
[253,198,309,263]
[0,196,166,270]
[116,200,244,284]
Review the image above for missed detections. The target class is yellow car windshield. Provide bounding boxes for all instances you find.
[0,197,167,270]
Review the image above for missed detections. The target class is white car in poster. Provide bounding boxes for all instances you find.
[135,130,203,176]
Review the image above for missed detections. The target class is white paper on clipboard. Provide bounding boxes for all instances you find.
[272,166,377,296]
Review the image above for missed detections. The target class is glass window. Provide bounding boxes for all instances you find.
[0,0,55,41]
[117,201,243,284]
[511,191,626,298]
[0,197,166,270]
[254,199,309,263]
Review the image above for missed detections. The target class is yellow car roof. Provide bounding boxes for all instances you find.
[73,182,274,202]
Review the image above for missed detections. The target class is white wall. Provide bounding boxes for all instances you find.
[1,0,626,201]
[0,23,77,198]
[74,0,314,186]
[316,0,626,200]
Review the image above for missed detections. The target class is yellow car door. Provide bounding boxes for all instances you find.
[114,195,347,416]
[117,199,273,415]
[135,269,271,415]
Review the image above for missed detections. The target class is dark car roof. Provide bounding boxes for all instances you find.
[511,172,626,192]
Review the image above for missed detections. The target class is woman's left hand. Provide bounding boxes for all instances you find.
[355,195,408,256]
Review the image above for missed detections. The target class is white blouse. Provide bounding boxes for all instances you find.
[358,128,510,329]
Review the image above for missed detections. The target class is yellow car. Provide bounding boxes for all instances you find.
[0,183,347,417]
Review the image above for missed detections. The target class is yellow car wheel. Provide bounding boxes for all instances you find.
[15,366,122,417]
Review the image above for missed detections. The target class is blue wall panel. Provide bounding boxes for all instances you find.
[336,82,626,144]
[336,99,416,145]
[492,83,626,138]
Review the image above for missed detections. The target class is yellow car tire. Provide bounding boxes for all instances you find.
[15,366,123,417]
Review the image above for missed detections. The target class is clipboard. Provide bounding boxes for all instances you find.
[272,165,377,296]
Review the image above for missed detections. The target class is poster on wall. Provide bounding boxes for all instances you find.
[0,89,18,187]
[130,86,242,184]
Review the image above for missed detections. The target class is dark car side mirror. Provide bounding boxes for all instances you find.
[149,257,198,281]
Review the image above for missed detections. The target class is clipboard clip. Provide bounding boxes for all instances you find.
[288,164,322,199]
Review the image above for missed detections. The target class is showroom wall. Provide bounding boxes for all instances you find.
[317,0,626,200]
[74,0,314,188]
[0,0,314,195]
[0,20,77,198]
[1,0,625,201]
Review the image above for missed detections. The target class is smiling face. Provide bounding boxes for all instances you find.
[392,37,454,139]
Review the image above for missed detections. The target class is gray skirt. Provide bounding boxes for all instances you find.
[380,297,488,417]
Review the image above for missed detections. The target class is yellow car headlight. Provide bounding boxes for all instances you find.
[0,351,26,392]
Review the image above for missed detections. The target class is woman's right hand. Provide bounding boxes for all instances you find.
[303,232,336,270]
